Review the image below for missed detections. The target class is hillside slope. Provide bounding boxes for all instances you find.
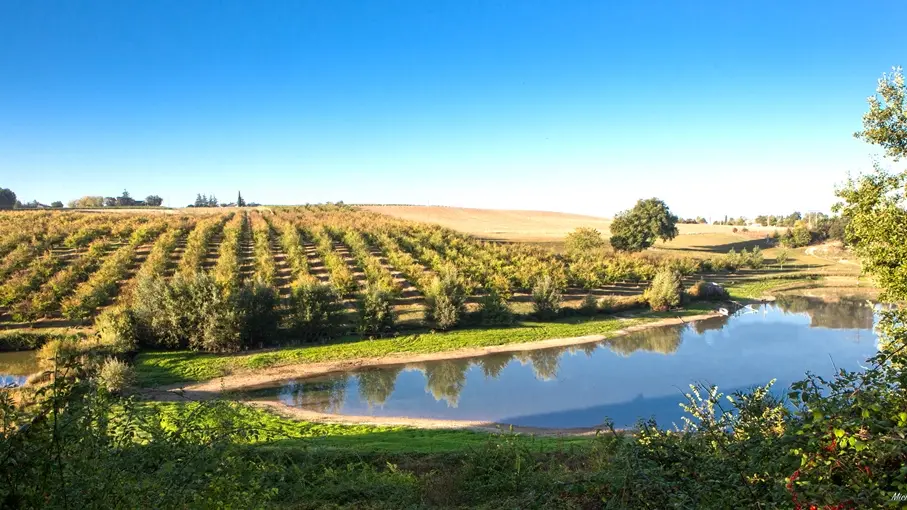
[361,205,614,242]
[361,205,776,244]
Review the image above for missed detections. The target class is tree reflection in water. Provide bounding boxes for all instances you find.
[775,296,876,330]
[279,375,349,413]
[423,359,470,407]
[478,353,514,379]
[691,316,729,335]
[357,366,404,407]
[528,348,564,381]
[607,324,684,356]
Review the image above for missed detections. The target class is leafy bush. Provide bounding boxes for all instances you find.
[475,289,514,325]
[236,279,280,349]
[424,267,466,330]
[686,280,729,301]
[285,281,344,342]
[95,306,141,354]
[357,284,397,337]
[746,246,764,269]
[579,294,599,316]
[531,274,562,319]
[645,268,683,311]
[0,331,69,352]
[98,357,134,393]
[564,227,606,257]
[0,368,283,508]
[130,273,278,353]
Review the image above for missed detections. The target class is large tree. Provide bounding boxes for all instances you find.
[0,187,16,209]
[841,67,907,301]
[145,195,164,206]
[609,198,678,252]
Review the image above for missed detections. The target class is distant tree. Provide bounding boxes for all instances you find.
[0,188,15,209]
[68,196,104,208]
[195,194,206,207]
[564,227,606,256]
[145,195,164,207]
[116,189,135,207]
[208,195,218,207]
[609,198,679,252]
[237,191,246,207]
[104,197,117,207]
[776,248,790,271]
[51,201,64,208]
[14,200,22,209]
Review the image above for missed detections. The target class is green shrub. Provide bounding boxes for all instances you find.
[424,267,466,330]
[95,306,141,354]
[476,289,514,325]
[645,268,683,311]
[236,279,280,349]
[579,294,599,316]
[130,273,278,353]
[98,357,134,393]
[531,274,561,320]
[357,285,397,337]
[747,246,764,269]
[686,280,729,301]
[285,281,344,342]
[0,331,64,352]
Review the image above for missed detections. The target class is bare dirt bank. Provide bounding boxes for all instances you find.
[251,400,610,436]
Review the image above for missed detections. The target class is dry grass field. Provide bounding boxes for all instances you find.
[363,205,777,243]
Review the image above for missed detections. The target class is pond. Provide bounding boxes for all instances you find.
[259,295,882,429]
[0,350,38,387]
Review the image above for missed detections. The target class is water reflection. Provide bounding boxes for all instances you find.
[357,367,403,406]
[0,350,38,388]
[774,295,876,330]
[279,376,349,413]
[423,360,469,406]
[266,299,882,428]
[609,324,684,356]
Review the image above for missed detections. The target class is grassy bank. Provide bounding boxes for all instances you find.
[135,304,714,387]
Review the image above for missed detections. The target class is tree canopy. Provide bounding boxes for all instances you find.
[609,198,678,252]
[0,187,16,209]
[564,227,606,256]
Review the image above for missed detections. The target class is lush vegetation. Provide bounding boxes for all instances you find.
[3,67,906,507]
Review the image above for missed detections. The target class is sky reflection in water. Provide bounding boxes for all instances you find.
[269,296,880,428]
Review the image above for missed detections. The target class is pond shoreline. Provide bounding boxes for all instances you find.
[144,312,720,401]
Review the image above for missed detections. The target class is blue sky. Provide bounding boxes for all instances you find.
[0,1,902,218]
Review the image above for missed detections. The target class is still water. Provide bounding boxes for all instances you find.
[0,350,38,387]
[266,296,881,428]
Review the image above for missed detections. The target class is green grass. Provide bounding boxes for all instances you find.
[135,304,714,387]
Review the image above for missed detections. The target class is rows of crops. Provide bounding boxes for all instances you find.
[0,206,715,333]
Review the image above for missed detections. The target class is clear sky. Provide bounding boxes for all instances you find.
[0,1,903,219]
